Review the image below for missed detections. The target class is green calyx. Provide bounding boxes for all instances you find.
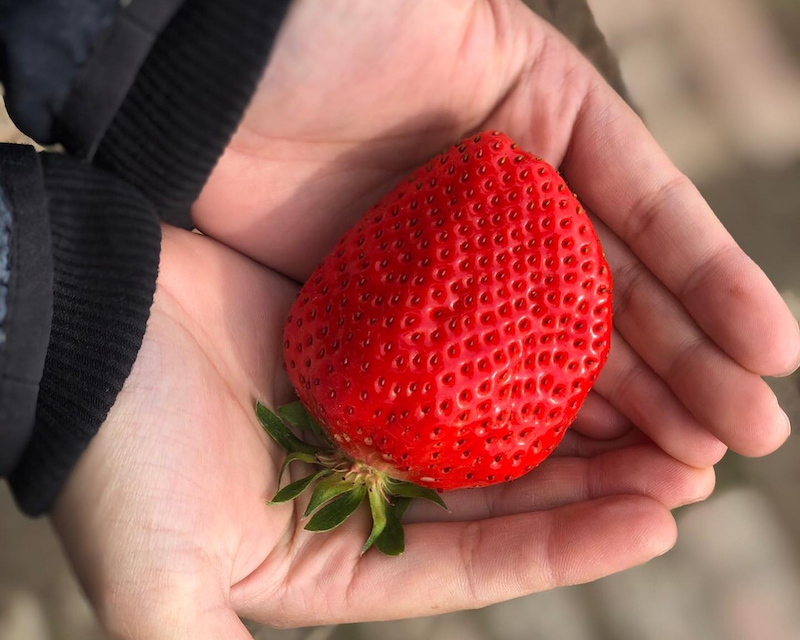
[255,400,447,556]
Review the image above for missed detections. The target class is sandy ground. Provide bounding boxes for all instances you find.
[2,0,799,638]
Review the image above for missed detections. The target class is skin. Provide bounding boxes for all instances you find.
[53,1,798,638]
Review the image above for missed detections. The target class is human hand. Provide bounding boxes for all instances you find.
[196,0,799,469]
[52,227,711,638]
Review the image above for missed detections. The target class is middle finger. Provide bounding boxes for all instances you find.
[594,217,788,457]
[405,443,715,523]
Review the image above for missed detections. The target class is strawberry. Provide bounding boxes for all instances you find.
[257,131,612,555]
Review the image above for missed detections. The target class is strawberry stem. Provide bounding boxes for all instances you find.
[255,400,447,555]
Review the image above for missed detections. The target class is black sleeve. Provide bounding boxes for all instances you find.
[0,0,184,150]
[0,147,161,515]
[2,0,293,227]
[93,0,293,227]
[1,0,293,514]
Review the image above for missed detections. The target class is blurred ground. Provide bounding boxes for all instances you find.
[2,0,800,638]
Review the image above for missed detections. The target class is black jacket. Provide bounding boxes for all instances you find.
[0,0,291,514]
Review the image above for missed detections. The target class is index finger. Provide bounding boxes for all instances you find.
[560,71,800,377]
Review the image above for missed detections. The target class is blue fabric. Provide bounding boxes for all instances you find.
[0,0,118,143]
[0,145,53,478]
[0,188,11,338]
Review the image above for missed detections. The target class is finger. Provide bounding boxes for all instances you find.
[560,55,800,376]
[552,425,650,458]
[405,443,715,522]
[360,497,675,620]
[570,391,633,440]
[238,496,675,624]
[594,219,788,457]
[594,330,728,466]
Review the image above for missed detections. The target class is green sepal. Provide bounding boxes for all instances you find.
[374,498,409,556]
[391,496,412,520]
[277,401,316,431]
[278,401,334,446]
[305,486,367,532]
[278,451,318,484]
[256,401,318,455]
[257,401,448,556]
[303,473,355,517]
[361,487,389,555]
[385,479,448,510]
[267,470,329,504]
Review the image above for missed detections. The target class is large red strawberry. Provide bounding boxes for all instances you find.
[257,131,612,555]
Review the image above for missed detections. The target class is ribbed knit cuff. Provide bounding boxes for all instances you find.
[94,0,292,228]
[9,153,161,515]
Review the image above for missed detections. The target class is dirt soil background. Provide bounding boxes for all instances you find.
[2,0,799,638]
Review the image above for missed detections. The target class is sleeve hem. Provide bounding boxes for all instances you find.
[9,153,160,515]
[94,0,293,228]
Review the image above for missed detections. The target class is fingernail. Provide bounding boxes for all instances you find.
[656,538,676,557]
[788,321,800,374]
[789,316,800,374]
[781,408,792,437]
[777,327,800,376]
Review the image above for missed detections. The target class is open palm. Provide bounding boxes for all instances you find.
[196,0,798,467]
[53,227,710,639]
